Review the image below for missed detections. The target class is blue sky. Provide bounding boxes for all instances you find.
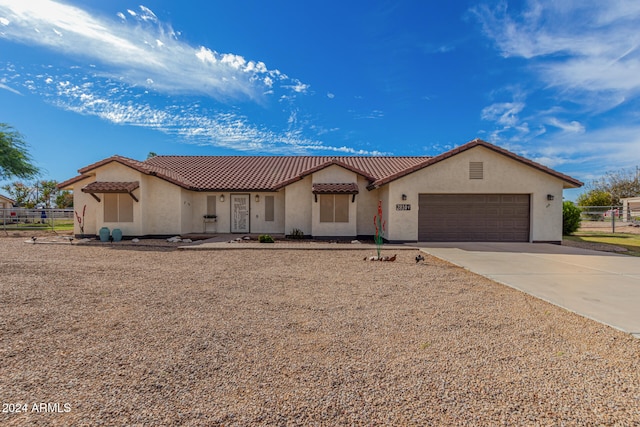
[2,1,640,201]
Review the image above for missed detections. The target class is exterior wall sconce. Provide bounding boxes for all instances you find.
[547,194,554,201]
[402,194,407,201]
[255,194,260,202]
[220,195,225,202]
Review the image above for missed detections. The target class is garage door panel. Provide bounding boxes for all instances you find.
[419,194,530,242]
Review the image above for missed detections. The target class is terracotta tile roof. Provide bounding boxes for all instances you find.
[57,174,92,190]
[60,139,583,192]
[141,155,427,191]
[312,183,359,194]
[81,181,139,193]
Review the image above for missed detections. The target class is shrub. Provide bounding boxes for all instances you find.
[563,201,582,235]
[288,228,304,239]
[258,234,274,243]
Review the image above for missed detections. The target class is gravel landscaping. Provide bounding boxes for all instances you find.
[1,237,640,425]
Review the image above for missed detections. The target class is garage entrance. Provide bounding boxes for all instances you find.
[418,194,530,242]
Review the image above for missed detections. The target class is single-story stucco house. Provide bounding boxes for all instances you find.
[58,139,583,243]
[621,197,640,222]
[0,194,15,209]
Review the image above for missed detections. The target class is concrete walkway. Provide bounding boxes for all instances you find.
[417,242,640,338]
[179,234,416,251]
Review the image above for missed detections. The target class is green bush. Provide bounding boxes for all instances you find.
[258,234,274,243]
[563,201,582,235]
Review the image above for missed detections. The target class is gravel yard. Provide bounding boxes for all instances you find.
[1,237,640,426]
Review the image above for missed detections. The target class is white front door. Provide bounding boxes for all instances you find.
[231,194,250,233]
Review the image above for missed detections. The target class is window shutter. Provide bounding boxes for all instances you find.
[265,196,275,222]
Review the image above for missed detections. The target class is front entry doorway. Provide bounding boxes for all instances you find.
[231,194,250,233]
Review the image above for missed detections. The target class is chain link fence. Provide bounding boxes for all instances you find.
[577,205,640,233]
[1,208,74,232]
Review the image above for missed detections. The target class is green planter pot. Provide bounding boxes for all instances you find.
[99,227,110,242]
[112,228,123,242]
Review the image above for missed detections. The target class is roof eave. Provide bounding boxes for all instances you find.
[57,174,94,190]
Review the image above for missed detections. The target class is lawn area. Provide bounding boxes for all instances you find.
[1,219,74,232]
[565,232,640,256]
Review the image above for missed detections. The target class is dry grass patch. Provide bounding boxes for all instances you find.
[1,238,640,425]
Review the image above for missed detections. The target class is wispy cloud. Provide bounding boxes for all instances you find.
[481,101,524,127]
[0,1,301,101]
[473,1,640,175]
[0,1,389,155]
[0,79,21,94]
[351,109,384,120]
[522,125,640,176]
[0,66,383,155]
[472,1,640,105]
[545,117,584,134]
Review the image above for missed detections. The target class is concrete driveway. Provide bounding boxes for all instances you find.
[417,243,640,338]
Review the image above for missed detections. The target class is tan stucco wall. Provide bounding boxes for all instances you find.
[356,177,381,236]
[179,191,285,234]
[93,163,143,236]
[70,175,98,235]
[189,193,219,234]
[622,197,640,221]
[69,162,144,236]
[311,165,357,237]
[384,146,566,242]
[141,175,182,235]
[0,196,14,209]
[215,193,231,233]
[249,192,285,234]
[284,177,313,236]
[179,190,193,234]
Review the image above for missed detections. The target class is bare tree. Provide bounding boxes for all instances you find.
[579,166,640,206]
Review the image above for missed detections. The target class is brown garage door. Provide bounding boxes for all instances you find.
[418,194,530,242]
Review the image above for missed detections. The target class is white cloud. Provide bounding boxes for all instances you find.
[327,92,335,99]
[0,81,21,95]
[282,81,310,94]
[481,101,524,127]
[472,1,640,104]
[13,71,383,156]
[138,5,157,23]
[474,1,640,175]
[0,16,9,25]
[0,1,307,102]
[545,117,585,133]
[353,109,384,120]
[195,46,216,64]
